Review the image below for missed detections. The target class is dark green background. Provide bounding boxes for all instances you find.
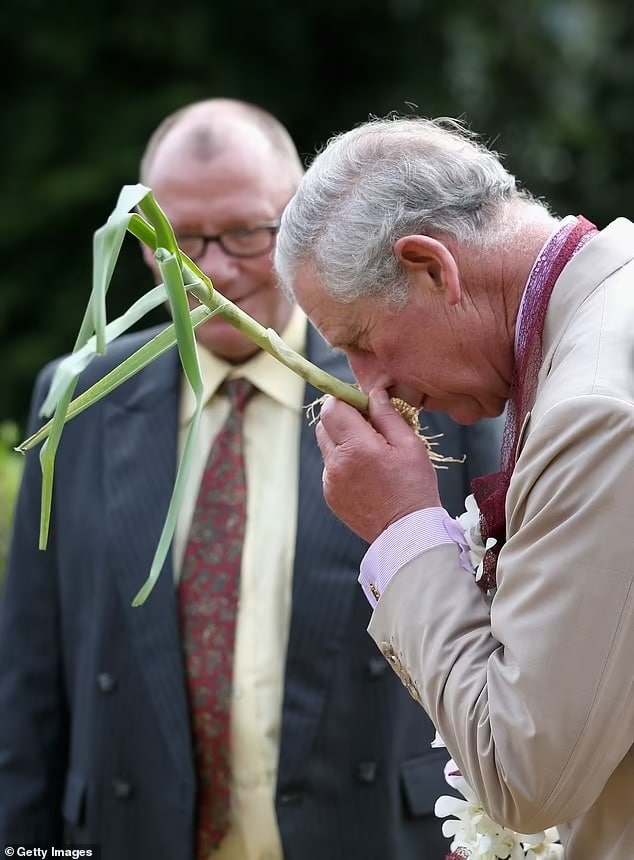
[3,0,632,431]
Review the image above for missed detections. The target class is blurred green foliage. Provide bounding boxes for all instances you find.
[0,423,24,588]
[1,0,633,438]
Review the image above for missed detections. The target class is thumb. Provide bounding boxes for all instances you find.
[368,388,418,446]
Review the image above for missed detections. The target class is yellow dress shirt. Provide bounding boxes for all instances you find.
[174,308,307,860]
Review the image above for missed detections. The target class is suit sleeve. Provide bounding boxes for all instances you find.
[369,395,634,833]
[0,367,68,844]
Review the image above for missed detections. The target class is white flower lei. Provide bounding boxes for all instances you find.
[433,495,564,859]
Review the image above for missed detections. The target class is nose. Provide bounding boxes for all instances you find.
[347,352,390,394]
[195,242,241,286]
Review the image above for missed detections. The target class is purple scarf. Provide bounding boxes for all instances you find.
[471,215,598,592]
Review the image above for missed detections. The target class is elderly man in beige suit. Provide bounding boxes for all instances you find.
[273,116,634,860]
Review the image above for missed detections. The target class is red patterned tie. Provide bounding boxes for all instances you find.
[179,377,253,858]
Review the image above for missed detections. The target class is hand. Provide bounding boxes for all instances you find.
[315,389,441,543]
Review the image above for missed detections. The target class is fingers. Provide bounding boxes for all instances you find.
[368,388,418,447]
[317,394,373,446]
[314,415,335,459]
[317,390,416,453]
[312,392,439,543]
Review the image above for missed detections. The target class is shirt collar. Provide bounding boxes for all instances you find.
[180,306,308,425]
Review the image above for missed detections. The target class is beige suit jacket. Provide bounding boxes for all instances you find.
[369,218,634,859]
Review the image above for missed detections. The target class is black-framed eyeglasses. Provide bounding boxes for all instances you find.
[175,221,281,261]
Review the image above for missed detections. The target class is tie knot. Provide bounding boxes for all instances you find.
[224,377,254,413]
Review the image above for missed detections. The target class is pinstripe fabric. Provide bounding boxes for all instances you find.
[277,331,366,788]
[280,491,359,784]
[105,350,194,787]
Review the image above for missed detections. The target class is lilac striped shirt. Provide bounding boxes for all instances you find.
[358,507,470,608]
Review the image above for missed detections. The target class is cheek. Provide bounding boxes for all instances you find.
[254,280,285,314]
[242,270,292,327]
[374,348,427,393]
[244,259,278,293]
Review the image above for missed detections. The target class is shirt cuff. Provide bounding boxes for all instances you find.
[358,507,469,608]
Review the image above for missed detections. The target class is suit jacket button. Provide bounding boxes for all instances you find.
[366,657,388,678]
[97,672,117,693]
[112,778,133,799]
[278,789,304,805]
[356,761,377,784]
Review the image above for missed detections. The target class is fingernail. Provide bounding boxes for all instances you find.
[372,388,389,405]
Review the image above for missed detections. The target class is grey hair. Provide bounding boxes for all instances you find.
[275,116,547,307]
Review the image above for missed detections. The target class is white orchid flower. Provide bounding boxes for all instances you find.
[455,493,497,578]
[472,828,525,859]
[434,793,483,846]
[522,828,564,858]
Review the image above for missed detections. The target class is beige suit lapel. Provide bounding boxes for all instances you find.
[541,218,634,384]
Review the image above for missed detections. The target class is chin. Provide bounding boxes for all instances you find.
[443,402,488,426]
[449,413,480,426]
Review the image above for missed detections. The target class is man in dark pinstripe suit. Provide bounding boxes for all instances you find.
[0,99,502,860]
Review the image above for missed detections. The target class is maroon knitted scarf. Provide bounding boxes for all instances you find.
[470,216,598,593]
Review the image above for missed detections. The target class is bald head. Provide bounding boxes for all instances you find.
[139,98,304,189]
[138,98,303,363]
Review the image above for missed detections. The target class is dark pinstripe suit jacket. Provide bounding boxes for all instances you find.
[0,322,502,860]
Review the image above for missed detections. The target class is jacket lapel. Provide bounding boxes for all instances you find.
[542,218,634,372]
[278,324,368,786]
[104,347,194,787]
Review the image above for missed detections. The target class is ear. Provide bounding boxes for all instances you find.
[394,235,461,306]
